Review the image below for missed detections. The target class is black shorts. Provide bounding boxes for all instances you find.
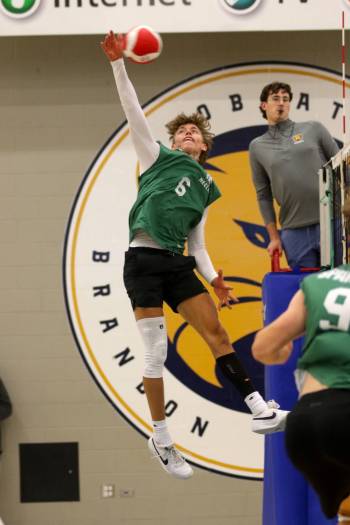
[285,389,350,518]
[123,247,208,313]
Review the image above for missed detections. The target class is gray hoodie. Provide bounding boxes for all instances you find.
[249,119,338,229]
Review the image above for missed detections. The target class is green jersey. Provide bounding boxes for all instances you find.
[129,143,221,254]
[297,264,350,389]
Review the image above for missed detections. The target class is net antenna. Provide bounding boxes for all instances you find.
[319,10,349,268]
[342,10,347,146]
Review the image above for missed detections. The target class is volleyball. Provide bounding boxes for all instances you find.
[123,25,162,64]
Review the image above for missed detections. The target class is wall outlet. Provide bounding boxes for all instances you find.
[119,488,135,498]
[101,484,115,498]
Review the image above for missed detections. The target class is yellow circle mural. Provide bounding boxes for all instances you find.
[64,62,345,478]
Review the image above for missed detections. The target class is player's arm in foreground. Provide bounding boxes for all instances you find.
[252,290,306,364]
[100,31,159,173]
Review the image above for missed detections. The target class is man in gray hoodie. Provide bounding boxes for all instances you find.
[249,82,338,268]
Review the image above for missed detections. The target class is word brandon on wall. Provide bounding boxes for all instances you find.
[91,251,207,434]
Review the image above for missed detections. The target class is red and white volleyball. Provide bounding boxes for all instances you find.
[123,25,162,64]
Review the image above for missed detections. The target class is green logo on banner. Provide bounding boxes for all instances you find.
[0,0,41,18]
[220,0,262,15]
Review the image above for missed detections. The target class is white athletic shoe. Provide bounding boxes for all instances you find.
[251,400,289,435]
[148,437,193,479]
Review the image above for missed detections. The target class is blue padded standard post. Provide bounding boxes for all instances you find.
[262,271,337,525]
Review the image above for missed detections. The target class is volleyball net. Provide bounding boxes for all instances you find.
[320,143,350,267]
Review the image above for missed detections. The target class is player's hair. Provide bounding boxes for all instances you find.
[259,82,293,119]
[166,112,214,165]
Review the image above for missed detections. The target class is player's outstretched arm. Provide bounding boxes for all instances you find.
[100,31,159,173]
[252,289,306,365]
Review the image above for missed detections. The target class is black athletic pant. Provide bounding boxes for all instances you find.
[285,388,350,519]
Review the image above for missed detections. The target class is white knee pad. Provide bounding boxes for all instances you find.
[137,317,167,378]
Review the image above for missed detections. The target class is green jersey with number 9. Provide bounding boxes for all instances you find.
[129,143,221,254]
[297,264,350,389]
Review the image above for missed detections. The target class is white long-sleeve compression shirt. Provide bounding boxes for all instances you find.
[110,59,218,284]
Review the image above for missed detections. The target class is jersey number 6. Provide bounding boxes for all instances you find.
[175,177,191,197]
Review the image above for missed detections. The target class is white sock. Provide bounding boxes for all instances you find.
[244,392,268,415]
[152,419,173,447]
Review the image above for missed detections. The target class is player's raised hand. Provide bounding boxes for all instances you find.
[212,269,239,311]
[100,31,124,62]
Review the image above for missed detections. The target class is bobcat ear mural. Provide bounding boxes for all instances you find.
[64,62,344,478]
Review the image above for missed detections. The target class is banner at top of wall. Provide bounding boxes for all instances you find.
[0,0,349,36]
